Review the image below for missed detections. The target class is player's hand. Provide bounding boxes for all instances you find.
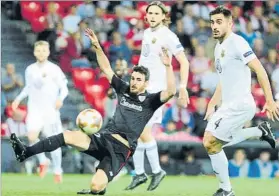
[12,100,20,111]
[261,100,279,121]
[55,99,63,110]
[85,28,100,48]
[204,103,215,120]
[159,47,171,66]
[177,88,190,108]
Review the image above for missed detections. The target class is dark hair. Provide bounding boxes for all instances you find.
[209,6,232,18]
[132,66,150,81]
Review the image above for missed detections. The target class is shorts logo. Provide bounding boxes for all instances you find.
[215,59,222,73]
[109,171,113,176]
[243,51,253,58]
[94,133,101,138]
[142,44,150,57]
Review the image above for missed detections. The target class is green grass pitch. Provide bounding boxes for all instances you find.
[2,173,278,196]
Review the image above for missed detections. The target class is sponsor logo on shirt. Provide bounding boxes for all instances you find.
[243,51,253,58]
[120,97,143,111]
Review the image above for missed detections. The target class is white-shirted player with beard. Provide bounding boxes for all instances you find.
[12,41,68,183]
[203,6,278,196]
[125,1,190,191]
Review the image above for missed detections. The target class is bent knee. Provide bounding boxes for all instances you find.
[90,181,107,193]
[203,131,221,152]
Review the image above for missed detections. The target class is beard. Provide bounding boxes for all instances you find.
[149,20,161,28]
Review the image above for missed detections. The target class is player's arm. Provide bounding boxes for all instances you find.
[12,68,31,110]
[160,47,176,102]
[175,51,189,91]
[204,82,221,120]
[167,33,190,106]
[208,82,222,107]
[248,59,274,102]
[238,38,279,121]
[55,67,69,109]
[85,28,114,82]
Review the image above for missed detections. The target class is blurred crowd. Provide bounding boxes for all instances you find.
[1,1,279,177]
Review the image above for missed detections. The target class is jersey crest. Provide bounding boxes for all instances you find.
[138,95,146,102]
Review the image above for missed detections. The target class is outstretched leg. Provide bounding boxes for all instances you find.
[10,131,91,162]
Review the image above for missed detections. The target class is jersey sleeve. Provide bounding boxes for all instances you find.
[111,75,129,94]
[15,66,32,102]
[148,91,165,111]
[236,37,257,65]
[166,32,184,56]
[56,66,68,101]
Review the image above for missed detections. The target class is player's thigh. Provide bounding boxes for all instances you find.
[206,105,255,142]
[63,130,91,151]
[96,146,130,182]
[25,112,44,141]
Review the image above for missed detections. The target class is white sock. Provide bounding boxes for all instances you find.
[145,140,161,174]
[50,148,63,175]
[223,127,262,147]
[133,141,145,175]
[30,139,47,164]
[209,150,231,191]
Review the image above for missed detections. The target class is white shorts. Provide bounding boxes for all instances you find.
[26,109,63,137]
[206,99,256,142]
[145,106,163,127]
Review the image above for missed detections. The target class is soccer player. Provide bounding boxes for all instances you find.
[10,28,176,195]
[203,6,278,196]
[126,1,190,191]
[11,41,68,183]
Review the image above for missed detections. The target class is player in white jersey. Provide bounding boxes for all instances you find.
[203,6,278,196]
[125,1,190,191]
[12,41,68,183]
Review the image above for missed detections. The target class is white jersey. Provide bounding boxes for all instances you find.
[16,61,68,112]
[214,33,257,104]
[138,26,184,93]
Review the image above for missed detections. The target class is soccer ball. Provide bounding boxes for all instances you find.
[76,109,103,135]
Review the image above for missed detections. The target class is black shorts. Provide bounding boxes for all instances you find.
[83,133,132,182]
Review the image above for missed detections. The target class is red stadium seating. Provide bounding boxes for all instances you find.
[131,55,140,65]
[21,1,43,22]
[97,76,110,91]
[72,68,95,92]
[84,83,106,99]
[31,15,47,33]
[5,105,27,120]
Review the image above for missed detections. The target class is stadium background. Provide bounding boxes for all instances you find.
[1,0,279,181]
